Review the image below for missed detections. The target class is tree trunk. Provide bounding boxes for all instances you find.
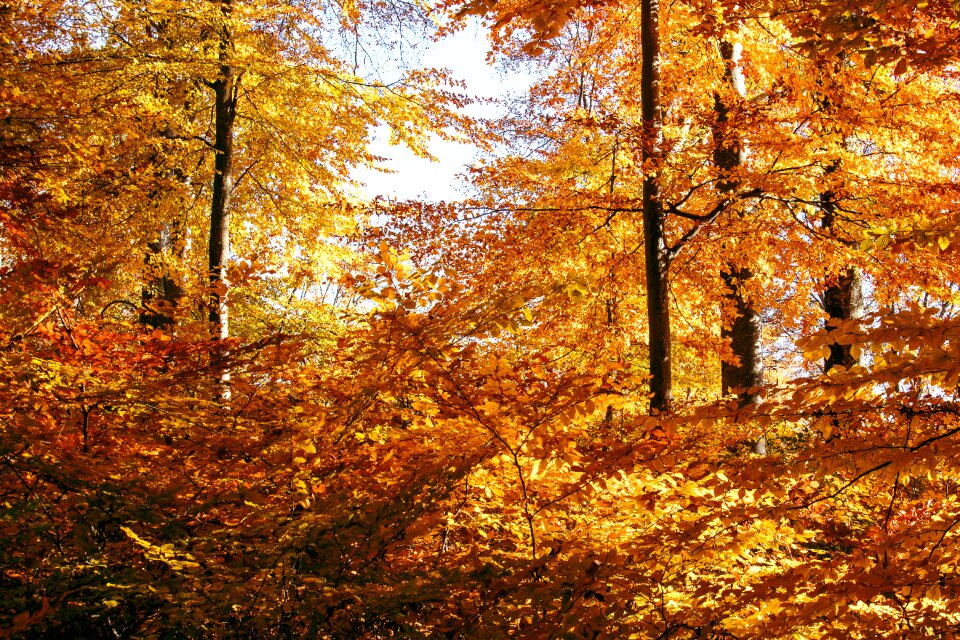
[209,0,237,341]
[641,0,672,414]
[140,225,183,330]
[813,61,865,374]
[821,188,865,372]
[713,39,765,454]
[719,269,763,404]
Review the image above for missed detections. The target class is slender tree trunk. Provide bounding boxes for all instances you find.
[813,61,865,374]
[719,270,763,402]
[209,0,237,341]
[641,0,672,414]
[821,187,865,372]
[141,224,183,330]
[713,40,765,453]
[605,139,619,428]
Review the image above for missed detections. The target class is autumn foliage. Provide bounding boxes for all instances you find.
[3,0,960,637]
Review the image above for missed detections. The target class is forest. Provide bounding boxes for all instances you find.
[3,0,960,637]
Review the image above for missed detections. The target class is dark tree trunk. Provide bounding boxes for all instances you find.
[209,0,237,341]
[823,265,864,371]
[821,189,865,372]
[813,60,865,374]
[641,0,672,414]
[713,39,765,454]
[712,41,746,191]
[720,268,763,398]
[140,225,183,330]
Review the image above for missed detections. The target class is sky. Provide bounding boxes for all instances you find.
[352,22,530,202]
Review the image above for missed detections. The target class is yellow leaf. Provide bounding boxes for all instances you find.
[529,459,542,481]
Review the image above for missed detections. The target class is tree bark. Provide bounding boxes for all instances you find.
[713,39,765,454]
[719,268,763,402]
[813,61,865,374]
[641,0,672,414]
[208,0,237,341]
[821,188,865,372]
[140,225,183,330]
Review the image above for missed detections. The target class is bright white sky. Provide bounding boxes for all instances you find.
[352,22,530,202]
